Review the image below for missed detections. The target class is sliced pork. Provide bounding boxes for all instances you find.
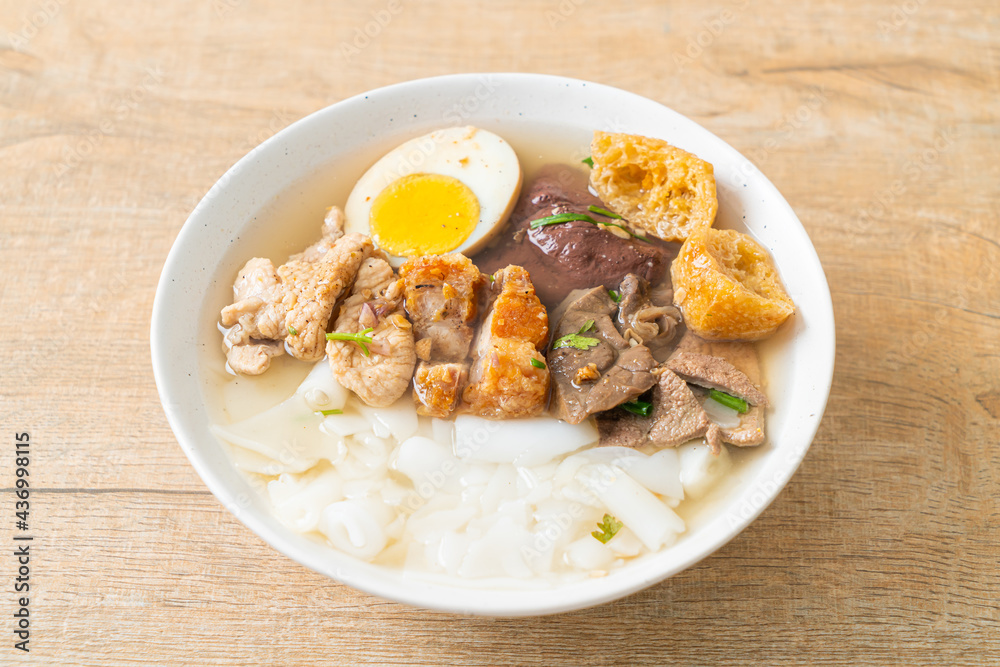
[288,206,346,263]
[223,334,284,376]
[220,208,374,371]
[326,257,416,407]
[281,233,375,361]
[665,351,768,407]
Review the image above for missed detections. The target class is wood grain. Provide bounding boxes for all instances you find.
[2,0,998,664]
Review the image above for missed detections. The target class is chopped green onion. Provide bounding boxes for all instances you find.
[529,212,595,229]
[709,389,748,414]
[530,358,546,369]
[621,400,653,417]
[317,409,343,416]
[588,205,622,220]
[529,211,647,241]
[582,156,594,167]
[597,219,644,237]
[287,325,298,336]
[326,327,374,356]
[608,289,621,303]
[592,513,623,544]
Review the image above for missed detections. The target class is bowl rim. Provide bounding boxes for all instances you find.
[151,72,836,616]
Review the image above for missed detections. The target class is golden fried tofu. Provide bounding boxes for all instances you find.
[590,131,717,243]
[671,228,794,341]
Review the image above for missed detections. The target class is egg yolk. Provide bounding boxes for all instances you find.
[369,173,480,257]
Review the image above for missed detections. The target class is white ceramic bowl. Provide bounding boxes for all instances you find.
[151,73,835,616]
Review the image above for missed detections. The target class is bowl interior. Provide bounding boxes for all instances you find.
[151,73,835,616]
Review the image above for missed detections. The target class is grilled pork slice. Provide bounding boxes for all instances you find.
[413,362,469,418]
[463,265,549,419]
[548,287,657,424]
[399,253,484,417]
[326,257,416,407]
[399,254,483,362]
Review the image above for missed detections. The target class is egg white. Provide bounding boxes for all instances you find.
[344,126,522,262]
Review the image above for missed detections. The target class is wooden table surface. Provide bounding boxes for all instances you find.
[3,0,998,664]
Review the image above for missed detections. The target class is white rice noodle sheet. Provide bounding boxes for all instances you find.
[458,515,535,579]
[267,468,345,533]
[213,361,347,470]
[678,439,733,499]
[565,536,615,571]
[392,436,463,496]
[576,447,684,500]
[453,416,598,467]
[318,497,393,561]
[357,395,419,442]
[575,463,685,551]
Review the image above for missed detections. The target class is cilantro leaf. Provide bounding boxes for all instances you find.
[552,320,600,350]
[592,514,623,544]
[553,334,600,351]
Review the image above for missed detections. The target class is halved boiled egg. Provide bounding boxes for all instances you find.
[344,126,522,263]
